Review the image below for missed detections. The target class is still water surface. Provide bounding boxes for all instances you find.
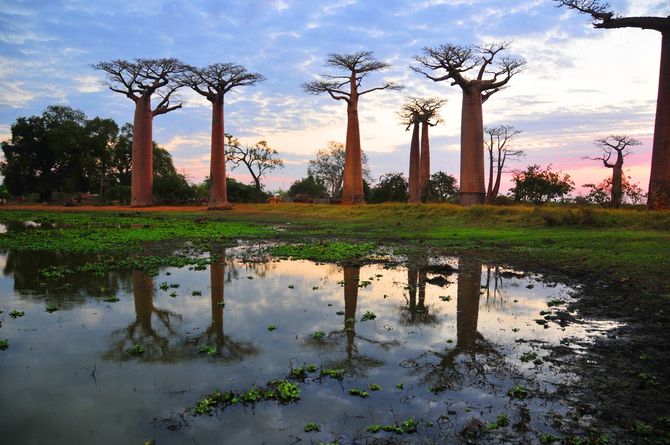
[0,244,618,444]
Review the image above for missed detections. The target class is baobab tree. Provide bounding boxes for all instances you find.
[586,135,641,208]
[179,64,264,210]
[92,58,184,207]
[400,97,446,202]
[555,0,670,209]
[484,124,524,203]
[413,43,525,206]
[303,51,402,204]
[399,103,422,203]
[307,141,371,199]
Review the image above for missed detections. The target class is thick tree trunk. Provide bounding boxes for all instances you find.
[342,92,364,204]
[648,31,670,209]
[131,95,153,207]
[486,148,494,203]
[209,100,231,210]
[456,258,481,352]
[611,162,623,208]
[420,122,430,200]
[407,267,418,322]
[408,122,421,203]
[459,89,486,206]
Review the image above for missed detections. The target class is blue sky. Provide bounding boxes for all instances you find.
[0,0,666,194]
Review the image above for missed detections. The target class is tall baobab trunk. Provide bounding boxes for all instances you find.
[456,258,482,352]
[209,101,231,210]
[342,89,364,204]
[131,95,153,207]
[408,122,421,203]
[420,122,430,199]
[611,155,624,208]
[649,32,670,209]
[460,90,486,206]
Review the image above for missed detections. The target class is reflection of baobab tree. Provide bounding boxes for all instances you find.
[413,259,503,391]
[190,248,259,362]
[483,265,505,309]
[400,259,439,325]
[311,266,397,377]
[104,270,182,362]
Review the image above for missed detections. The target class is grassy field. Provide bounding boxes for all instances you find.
[1,202,669,294]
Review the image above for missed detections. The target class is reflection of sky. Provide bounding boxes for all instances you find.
[0,250,623,443]
[0,0,666,193]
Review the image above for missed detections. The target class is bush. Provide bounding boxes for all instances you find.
[287,175,328,199]
[226,178,269,203]
[369,172,408,203]
[153,174,194,204]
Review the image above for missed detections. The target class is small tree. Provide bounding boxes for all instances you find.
[423,171,459,202]
[484,125,524,203]
[287,175,328,200]
[303,51,402,204]
[225,134,284,193]
[585,135,641,208]
[179,63,264,209]
[413,43,525,205]
[582,175,646,206]
[509,164,574,205]
[92,58,184,206]
[307,141,371,199]
[369,172,409,203]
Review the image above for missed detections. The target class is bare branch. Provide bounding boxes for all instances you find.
[178,63,265,102]
[586,134,641,167]
[555,0,669,32]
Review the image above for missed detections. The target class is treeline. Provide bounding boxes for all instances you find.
[0,106,268,204]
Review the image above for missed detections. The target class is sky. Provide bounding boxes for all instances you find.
[0,0,667,196]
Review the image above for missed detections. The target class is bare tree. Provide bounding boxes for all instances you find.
[225,134,284,193]
[307,141,371,199]
[303,51,402,204]
[92,58,184,206]
[413,43,525,206]
[400,97,446,202]
[556,0,670,209]
[585,135,641,208]
[484,125,524,203]
[179,64,264,210]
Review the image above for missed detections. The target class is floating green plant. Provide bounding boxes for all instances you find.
[127,344,145,356]
[276,380,301,402]
[439,295,452,301]
[267,324,277,332]
[306,364,318,373]
[321,368,345,380]
[520,351,538,363]
[9,310,24,319]
[192,290,202,296]
[366,418,417,435]
[0,339,8,350]
[361,311,376,321]
[369,383,382,391]
[311,331,326,340]
[348,388,369,398]
[45,304,58,313]
[507,384,529,399]
[103,295,120,303]
[199,345,217,356]
[304,422,321,433]
[486,413,511,430]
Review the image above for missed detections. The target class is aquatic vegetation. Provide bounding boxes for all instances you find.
[199,345,217,356]
[369,383,382,391]
[9,310,25,319]
[304,422,321,433]
[103,295,120,303]
[358,280,372,288]
[288,284,295,289]
[276,380,301,402]
[321,368,345,380]
[290,367,307,380]
[395,383,404,390]
[547,299,566,307]
[0,339,8,350]
[520,351,539,363]
[241,387,262,403]
[366,418,418,434]
[507,384,530,399]
[267,324,277,332]
[311,331,326,340]
[348,388,369,398]
[159,282,169,291]
[306,364,318,373]
[126,344,145,356]
[169,291,177,298]
[539,433,559,444]
[271,241,375,262]
[439,295,452,301]
[360,311,376,321]
[45,304,59,313]
[192,290,202,296]
[486,413,511,430]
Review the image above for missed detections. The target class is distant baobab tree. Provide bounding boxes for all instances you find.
[399,101,422,203]
[484,125,524,203]
[413,43,525,206]
[555,0,670,209]
[400,97,446,202]
[92,58,184,207]
[303,51,402,204]
[179,64,265,210]
[586,135,641,208]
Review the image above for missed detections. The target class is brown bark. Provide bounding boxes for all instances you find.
[420,122,431,199]
[456,258,482,352]
[612,162,623,208]
[407,267,418,321]
[459,89,486,205]
[131,95,154,207]
[648,31,670,209]
[209,100,231,210]
[342,86,364,204]
[408,122,421,203]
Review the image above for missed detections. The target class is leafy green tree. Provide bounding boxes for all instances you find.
[582,176,646,207]
[153,173,193,204]
[287,175,328,199]
[423,171,459,202]
[307,141,371,199]
[225,134,284,192]
[508,164,574,205]
[369,172,408,203]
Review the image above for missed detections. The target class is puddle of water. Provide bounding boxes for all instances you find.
[0,246,620,444]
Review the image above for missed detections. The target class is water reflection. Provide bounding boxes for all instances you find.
[415,258,502,390]
[401,254,439,325]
